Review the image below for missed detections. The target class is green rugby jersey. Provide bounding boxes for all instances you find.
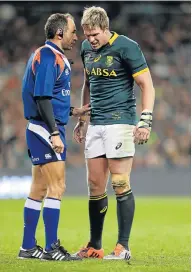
[80,32,149,125]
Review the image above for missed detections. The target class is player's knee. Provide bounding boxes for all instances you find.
[88,176,105,195]
[47,179,66,200]
[111,173,131,195]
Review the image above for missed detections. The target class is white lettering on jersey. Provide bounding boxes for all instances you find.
[61,89,70,96]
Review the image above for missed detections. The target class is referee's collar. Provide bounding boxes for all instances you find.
[45,41,65,56]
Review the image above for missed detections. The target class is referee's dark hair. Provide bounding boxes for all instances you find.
[44,13,74,39]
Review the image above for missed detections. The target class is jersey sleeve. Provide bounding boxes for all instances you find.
[121,38,148,78]
[33,48,57,97]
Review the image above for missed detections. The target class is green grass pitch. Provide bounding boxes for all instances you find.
[0,197,190,272]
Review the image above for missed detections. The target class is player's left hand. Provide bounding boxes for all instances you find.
[133,111,152,145]
[133,127,151,144]
[72,104,91,117]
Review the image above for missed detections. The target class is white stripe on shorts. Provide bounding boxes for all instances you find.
[28,123,61,160]
[43,198,61,209]
[25,198,41,210]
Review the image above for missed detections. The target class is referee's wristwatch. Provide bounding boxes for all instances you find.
[70,107,74,116]
[51,131,60,137]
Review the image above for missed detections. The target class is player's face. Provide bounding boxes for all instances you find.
[83,27,108,49]
[62,18,78,50]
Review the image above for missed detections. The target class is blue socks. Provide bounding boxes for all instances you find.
[21,197,61,251]
[22,197,42,249]
[43,198,61,251]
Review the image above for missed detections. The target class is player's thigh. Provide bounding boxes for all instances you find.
[85,125,105,159]
[108,157,133,193]
[86,157,109,195]
[104,124,135,158]
[29,165,47,200]
[40,161,66,198]
[108,157,133,174]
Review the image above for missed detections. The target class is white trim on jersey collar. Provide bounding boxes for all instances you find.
[45,44,64,56]
[45,44,71,71]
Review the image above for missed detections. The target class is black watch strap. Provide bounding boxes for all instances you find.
[51,132,60,136]
[70,107,74,116]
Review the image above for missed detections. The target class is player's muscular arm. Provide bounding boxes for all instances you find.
[134,70,155,112]
[73,70,90,143]
[133,70,155,144]
[79,69,90,123]
[70,71,91,117]
[81,69,90,106]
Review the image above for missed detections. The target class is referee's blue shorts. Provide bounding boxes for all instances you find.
[26,120,67,165]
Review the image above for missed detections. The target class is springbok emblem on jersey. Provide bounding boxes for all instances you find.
[105,56,113,67]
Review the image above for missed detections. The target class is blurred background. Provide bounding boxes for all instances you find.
[0,1,190,197]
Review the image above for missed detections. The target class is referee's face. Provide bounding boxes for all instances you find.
[62,18,78,50]
[83,27,108,49]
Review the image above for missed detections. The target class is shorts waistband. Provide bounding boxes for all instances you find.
[29,118,65,126]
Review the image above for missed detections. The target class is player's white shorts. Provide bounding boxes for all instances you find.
[85,124,135,159]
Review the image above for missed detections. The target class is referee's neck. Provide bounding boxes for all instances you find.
[47,39,64,53]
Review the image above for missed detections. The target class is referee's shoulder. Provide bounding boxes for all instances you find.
[40,46,56,58]
[34,46,56,62]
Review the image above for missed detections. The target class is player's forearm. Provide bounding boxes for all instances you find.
[135,71,155,112]
[81,80,90,106]
[81,69,90,106]
[140,86,155,112]
[36,97,58,133]
[78,77,90,123]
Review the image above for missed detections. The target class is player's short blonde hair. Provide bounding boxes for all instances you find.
[81,6,109,30]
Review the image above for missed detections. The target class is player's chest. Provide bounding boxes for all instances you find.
[84,51,121,77]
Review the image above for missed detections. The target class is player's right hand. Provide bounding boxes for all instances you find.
[50,135,64,153]
[73,121,86,144]
[72,104,91,117]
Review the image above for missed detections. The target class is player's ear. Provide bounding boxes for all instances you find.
[104,27,108,33]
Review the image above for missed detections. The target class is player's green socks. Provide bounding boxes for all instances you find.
[89,192,108,249]
[116,189,135,249]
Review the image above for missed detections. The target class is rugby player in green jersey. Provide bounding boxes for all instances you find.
[73,6,155,260]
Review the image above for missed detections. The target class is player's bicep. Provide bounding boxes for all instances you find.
[33,51,57,98]
[134,69,154,89]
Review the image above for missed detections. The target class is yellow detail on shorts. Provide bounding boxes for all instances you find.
[132,67,149,78]
[100,206,108,213]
